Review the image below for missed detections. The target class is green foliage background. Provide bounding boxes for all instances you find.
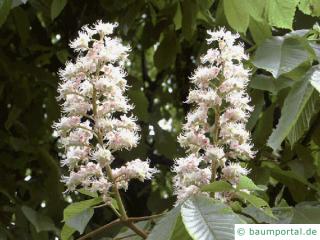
[0,0,320,239]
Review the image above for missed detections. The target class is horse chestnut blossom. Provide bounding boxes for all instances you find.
[173,28,255,203]
[53,21,157,203]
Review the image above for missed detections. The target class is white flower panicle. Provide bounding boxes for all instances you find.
[53,21,157,203]
[173,28,255,204]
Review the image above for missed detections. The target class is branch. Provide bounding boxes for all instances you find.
[124,221,148,239]
[127,213,165,222]
[77,219,121,240]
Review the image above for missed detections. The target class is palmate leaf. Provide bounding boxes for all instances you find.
[249,18,272,46]
[63,197,102,234]
[287,90,320,146]
[267,67,320,151]
[51,0,67,20]
[291,202,320,223]
[61,224,75,240]
[237,176,264,191]
[299,0,320,17]
[223,0,249,33]
[201,180,233,193]
[147,206,192,240]
[21,206,57,233]
[266,0,299,29]
[253,36,311,78]
[181,195,244,240]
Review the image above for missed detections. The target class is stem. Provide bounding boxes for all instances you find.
[92,86,128,220]
[211,106,220,182]
[77,219,121,240]
[105,164,128,220]
[124,222,148,239]
[91,82,148,239]
[75,125,98,138]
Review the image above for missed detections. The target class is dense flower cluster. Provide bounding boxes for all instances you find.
[53,21,157,202]
[173,28,255,203]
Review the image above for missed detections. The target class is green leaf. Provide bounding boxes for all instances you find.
[253,36,311,78]
[181,195,244,240]
[242,205,279,223]
[61,224,75,240]
[173,2,182,30]
[197,0,215,25]
[21,206,57,233]
[223,0,249,33]
[63,198,102,234]
[272,207,294,223]
[237,176,264,191]
[299,0,320,17]
[5,106,22,130]
[249,18,272,45]
[12,6,30,45]
[181,0,198,41]
[201,180,233,193]
[246,0,266,21]
[291,202,320,223]
[309,66,320,93]
[51,0,67,20]
[266,0,299,29]
[170,215,193,240]
[77,188,98,198]
[237,192,269,209]
[263,161,318,191]
[65,208,93,234]
[154,28,178,71]
[0,0,12,27]
[267,67,319,151]
[128,89,149,121]
[147,206,191,240]
[64,198,102,220]
[287,90,320,146]
[249,75,293,94]
[247,90,264,130]
[252,104,276,147]
[290,144,316,179]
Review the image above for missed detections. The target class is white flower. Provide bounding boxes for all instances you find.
[190,66,220,88]
[62,95,91,116]
[205,146,225,165]
[201,49,220,64]
[187,89,221,106]
[172,28,255,204]
[112,159,157,190]
[125,159,158,181]
[61,146,90,168]
[94,20,118,36]
[54,21,156,202]
[173,154,203,173]
[220,108,248,124]
[53,116,81,133]
[91,146,114,166]
[174,185,206,205]
[105,129,140,151]
[221,163,250,185]
[69,31,90,52]
[102,37,130,62]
